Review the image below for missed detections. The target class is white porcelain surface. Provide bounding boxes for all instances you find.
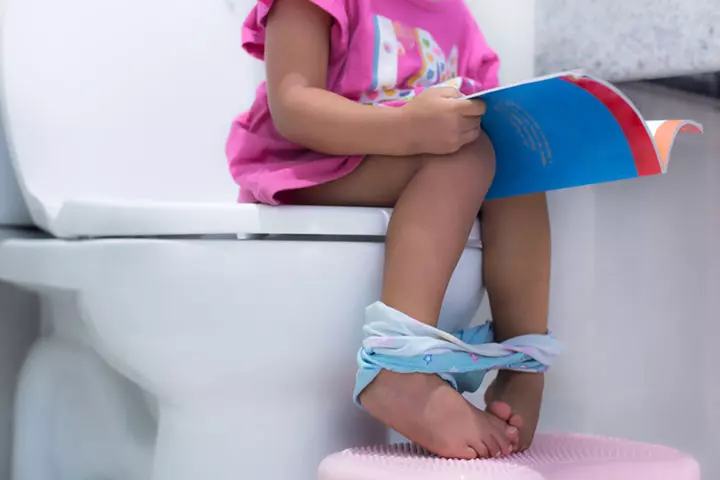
[0,237,483,480]
[0,0,31,228]
[0,281,37,480]
[1,0,248,232]
[0,117,30,226]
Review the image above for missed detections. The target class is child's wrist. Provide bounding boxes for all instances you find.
[391,107,419,156]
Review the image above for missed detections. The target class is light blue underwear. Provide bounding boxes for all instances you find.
[354,302,563,405]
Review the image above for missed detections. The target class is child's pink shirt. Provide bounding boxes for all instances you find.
[226,0,500,204]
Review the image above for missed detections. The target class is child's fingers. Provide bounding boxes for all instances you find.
[456,99,487,116]
[459,128,481,146]
[433,86,464,98]
[460,116,482,132]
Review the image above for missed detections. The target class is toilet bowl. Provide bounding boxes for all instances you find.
[0,0,486,479]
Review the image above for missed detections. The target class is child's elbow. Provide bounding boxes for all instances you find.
[268,89,343,154]
[267,90,307,143]
[269,103,298,142]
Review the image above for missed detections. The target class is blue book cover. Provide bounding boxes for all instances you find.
[465,72,703,199]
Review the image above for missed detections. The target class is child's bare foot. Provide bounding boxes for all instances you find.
[485,371,544,451]
[359,370,519,459]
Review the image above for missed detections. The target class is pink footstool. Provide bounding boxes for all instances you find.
[318,434,700,479]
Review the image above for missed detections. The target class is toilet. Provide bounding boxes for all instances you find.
[0,0,486,479]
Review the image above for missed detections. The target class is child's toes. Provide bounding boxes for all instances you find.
[487,402,523,449]
[505,425,519,444]
[483,433,505,458]
[509,412,524,429]
[466,439,489,459]
[459,445,481,460]
[492,430,515,456]
[484,413,517,456]
[436,442,480,460]
[487,400,513,421]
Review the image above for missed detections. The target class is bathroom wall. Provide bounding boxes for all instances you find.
[467,0,536,85]
[592,84,720,477]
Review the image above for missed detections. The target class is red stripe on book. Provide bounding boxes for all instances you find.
[561,76,660,176]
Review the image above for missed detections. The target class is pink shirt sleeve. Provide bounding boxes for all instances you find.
[458,14,500,91]
[242,0,349,61]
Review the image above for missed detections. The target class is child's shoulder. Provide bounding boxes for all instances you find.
[241,0,482,62]
[241,0,356,61]
[359,0,478,25]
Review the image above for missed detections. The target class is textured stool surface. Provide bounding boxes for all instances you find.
[318,434,701,480]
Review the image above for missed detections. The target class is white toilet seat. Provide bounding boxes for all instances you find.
[0,198,481,293]
[45,198,483,240]
[0,201,481,293]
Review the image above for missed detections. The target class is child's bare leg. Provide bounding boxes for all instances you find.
[481,193,551,451]
[284,136,518,459]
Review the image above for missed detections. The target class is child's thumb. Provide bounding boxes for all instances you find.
[433,86,463,98]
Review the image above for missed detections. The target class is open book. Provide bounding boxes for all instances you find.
[466,72,704,199]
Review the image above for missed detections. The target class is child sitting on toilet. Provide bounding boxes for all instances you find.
[226,0,556,459]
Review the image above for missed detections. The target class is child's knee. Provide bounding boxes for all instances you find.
[422,133,496,192]
[463,132,496,180]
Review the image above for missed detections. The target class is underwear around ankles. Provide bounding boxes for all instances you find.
[353,302,563,406]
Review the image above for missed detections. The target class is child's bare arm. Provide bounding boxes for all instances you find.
[265,0,486,156]
[265,0,411,156]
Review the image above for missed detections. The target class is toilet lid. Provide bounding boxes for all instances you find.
[0,125,31,227]
[2,0,478,241]
[0,0,244,235]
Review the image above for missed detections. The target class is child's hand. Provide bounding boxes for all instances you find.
[400,87,486,155]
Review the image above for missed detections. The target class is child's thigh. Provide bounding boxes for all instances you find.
[281,154,424,207]
[282,135,494,208]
